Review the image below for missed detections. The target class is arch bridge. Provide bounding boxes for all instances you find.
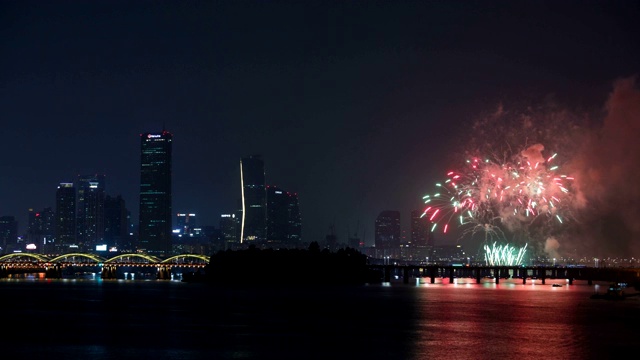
[0,253,210,280]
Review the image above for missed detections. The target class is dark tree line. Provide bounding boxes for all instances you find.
[195,242,381,285]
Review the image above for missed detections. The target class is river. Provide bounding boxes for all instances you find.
[1,277,638,359]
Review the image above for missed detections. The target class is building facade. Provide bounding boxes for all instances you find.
[175,213,196,236]
[408,209,433,262]
[138,130,173,256]
[75,174,106,252]
[219,213,238,250]
[0,215,18,253]
[374,210,401,259]
[104,194,128,252]
[55,182,76,252]
[240,155,266,244]
[266,185,302,248]
[26,207,55,254]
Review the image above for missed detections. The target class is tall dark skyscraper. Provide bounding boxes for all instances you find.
[55,182,76,252]
[375,210,401,258]
[138,130,173,256]
[411,209,432,247]
[410,209,433,262]
[266,185,302,248]
[240,155,266,244]
[104,194,128,252]
[0,215,18,253]
[219,213,238,250]
[286,191,302,245]
[27,207,55,254]
[76,174,106,252]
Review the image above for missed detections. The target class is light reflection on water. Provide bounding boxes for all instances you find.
[1,278,638,360]
[409,282,596,359]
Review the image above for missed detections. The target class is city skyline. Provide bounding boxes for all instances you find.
[2,1,640,256]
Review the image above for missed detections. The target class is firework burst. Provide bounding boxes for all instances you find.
[484,242,528,266]
[421,143,575,243]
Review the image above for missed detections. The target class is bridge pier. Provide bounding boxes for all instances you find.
[102,265,117,280]
[429,265,436,284]
[45,264,62,279]
[384,266,391,282]
[157,266,172,280]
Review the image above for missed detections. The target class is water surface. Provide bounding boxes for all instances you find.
[1,278,637,359]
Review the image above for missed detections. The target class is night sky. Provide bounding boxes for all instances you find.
[2,1,639,256]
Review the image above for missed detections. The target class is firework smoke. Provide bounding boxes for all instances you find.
[544,237,560,260]
[422,125,578,259]
[568,76,640,257]
[423,75,640,259]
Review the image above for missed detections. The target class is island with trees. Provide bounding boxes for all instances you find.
[183,242,382,285]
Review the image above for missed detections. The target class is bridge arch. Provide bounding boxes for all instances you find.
[0,253,51,262]
[104,253,163,264]
[49,253,106,264]
[161,254,210,264]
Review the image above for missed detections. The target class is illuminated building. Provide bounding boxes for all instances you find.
[409,209,433,262]
[27,207,55,254]
[410,209,431,247]
[138,130,173,256]
[76,174,106,252]
[55,182,76,252]
[219,213,238,250]
[375,210,401,259]
[240,155,266,244]
[172,213,212,255]
[176,213,196,235]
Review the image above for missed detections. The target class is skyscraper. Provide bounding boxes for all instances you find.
[286,191,302,246]
[139,130,173,256]
[375,210,401,259]
[410,209,431,247]
[266,185,302,248]
[219,213,238,250]
[104,194,128,252]
[410,209,433,262]
[240,155,266,244]
[55,182,76,252]
[42,208,56,252]
[0,215,18,253]
[76,174,106,252]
